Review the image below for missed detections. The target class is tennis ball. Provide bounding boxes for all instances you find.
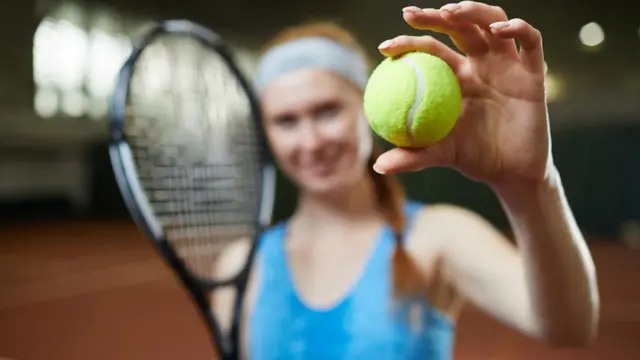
[363,52,462,148]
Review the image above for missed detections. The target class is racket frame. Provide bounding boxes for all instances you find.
[108,19,275,360]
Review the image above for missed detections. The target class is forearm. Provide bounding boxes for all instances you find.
[493,165,599,346]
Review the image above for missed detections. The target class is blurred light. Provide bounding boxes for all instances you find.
[34,87,59,118]
[543,61,548,75]
[86,29,132,98]
[61,90,86,117]
[579,22,605,47]
[33,2,257,121]
[33,18,57,86]
[87,98,109,120]
[33,17,88,117]
[53,20,89,91]
[544,73,564,102]
[33,7,132,119]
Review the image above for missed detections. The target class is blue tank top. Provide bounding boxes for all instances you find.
[248,201,454,360]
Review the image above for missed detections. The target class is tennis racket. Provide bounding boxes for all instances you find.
[108,19,276,359]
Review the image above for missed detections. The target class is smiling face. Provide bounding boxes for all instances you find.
[260,69,371,196]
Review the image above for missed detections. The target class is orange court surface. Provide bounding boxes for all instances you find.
[1,220,639,360]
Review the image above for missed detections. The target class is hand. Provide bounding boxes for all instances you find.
[372,2,553,189]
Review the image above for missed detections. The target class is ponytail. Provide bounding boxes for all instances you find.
[367,143,426,299]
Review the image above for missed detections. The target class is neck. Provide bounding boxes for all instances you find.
[294,176,380,225]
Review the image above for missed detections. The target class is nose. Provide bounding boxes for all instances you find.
[297,120,325,153]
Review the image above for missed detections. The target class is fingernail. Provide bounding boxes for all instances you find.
[490,21,510,29]
[378,40,393,49]
[373,163,386,174]
[441,3,461,12]
[402,6,421,12]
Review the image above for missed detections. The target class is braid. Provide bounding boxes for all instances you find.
[367,143,425,298]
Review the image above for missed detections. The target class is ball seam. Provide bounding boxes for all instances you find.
[400,56,425,147]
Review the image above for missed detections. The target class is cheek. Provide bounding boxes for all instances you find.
[264,128,291,162]
[327,118,368,168]
[320,115,360,146]
[263,129,308,187]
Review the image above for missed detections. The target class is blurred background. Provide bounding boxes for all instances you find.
[1,0,639,359]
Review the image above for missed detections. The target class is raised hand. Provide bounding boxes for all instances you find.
[373,2,552,189]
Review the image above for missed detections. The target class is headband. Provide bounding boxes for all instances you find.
[254,36,369,92]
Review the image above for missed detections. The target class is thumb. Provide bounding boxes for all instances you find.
[372,144,453,175]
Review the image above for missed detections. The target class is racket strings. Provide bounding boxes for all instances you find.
[125,33,261,281]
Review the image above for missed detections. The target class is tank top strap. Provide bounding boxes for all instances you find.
[254,200,426,289]
[404,200,424,223]
[400,200,425,245]
[256,200,424,258]
[254,221,291,287]
[360,199,426,283]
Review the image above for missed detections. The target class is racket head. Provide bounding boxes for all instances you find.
[108,19,275,359]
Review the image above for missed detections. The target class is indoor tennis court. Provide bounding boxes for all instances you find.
[1,220,639,360]
[2,0,640,359]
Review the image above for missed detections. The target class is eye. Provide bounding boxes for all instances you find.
[274,115,298,129]
[315,102,341,120]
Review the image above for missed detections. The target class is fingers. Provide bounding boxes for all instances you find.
[372,143,455,175]
[439,1,517,56]
[490,18,544,72]
[402,7,488,56]
[401,2,546,73]
[378,35,466,74]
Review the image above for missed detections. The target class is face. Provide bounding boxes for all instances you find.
[260,69,371,195]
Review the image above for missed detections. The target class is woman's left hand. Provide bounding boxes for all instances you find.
[373,2,553,189]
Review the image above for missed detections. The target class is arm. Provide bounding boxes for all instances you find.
[373,3,598,347]
[494,166,599,345]
[429,166,599,347]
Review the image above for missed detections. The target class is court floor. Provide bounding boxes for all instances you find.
[1,220,639,359]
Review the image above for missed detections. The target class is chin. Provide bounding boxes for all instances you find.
[298,172,363,196]
[305,181,343,195]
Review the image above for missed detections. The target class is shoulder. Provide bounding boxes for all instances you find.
[406,201,473,233]
[407,202,516,274]
[404,199,483,222]
[214,222,286,277]
[414,202,491,229]
[407,202,502,253]
[214,237,254,278]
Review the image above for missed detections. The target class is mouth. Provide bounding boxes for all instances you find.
[303,163,335,177]
[298,146,346,177]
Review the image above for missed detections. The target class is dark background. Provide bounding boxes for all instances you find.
[2,0,640,236]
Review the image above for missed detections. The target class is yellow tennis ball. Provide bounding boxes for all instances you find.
[363,52,462,148]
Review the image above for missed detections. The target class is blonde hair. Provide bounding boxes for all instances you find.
[261,21,426,298]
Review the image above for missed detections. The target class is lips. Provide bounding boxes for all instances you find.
[298,145,346,177]
[303,163,335,177]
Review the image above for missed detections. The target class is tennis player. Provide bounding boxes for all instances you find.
[213,3,599,359]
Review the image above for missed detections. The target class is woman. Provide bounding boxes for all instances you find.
[213,2,600,359]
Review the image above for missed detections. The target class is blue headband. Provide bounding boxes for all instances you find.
[254,37,369,93]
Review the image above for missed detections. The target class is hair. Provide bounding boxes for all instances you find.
[261,21,426,299]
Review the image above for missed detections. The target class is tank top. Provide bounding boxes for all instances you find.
[247,201,455,360]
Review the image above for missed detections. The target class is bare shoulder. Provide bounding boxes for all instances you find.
[416,202,491,226]
[406,203,517,315]
[404,203,491,318]
[410,202,493,237]
[408,202,512,255]
[211,237,254,333]
[214,237,254,278]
